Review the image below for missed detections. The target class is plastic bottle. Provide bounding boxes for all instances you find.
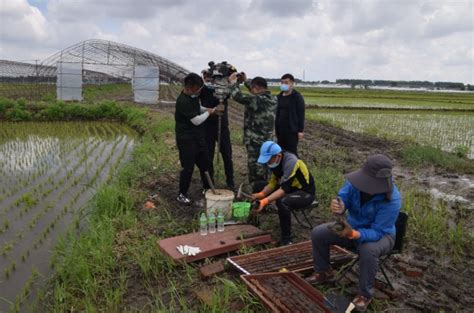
[200,213,208,236]
[208,212,216,233]
[217,209,225,232]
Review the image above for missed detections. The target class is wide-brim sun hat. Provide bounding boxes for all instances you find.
[345,154,393,194]
[257,141,282,164]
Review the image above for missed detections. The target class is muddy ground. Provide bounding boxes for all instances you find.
[119,98,473,312]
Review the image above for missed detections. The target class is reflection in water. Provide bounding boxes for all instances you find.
[0,122,136,312]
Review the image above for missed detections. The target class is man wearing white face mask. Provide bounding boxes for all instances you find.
[251,141,315,245]
[175,73,216,205]
[276,73,305,155]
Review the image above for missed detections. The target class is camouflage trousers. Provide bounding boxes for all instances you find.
[246,141,269,184]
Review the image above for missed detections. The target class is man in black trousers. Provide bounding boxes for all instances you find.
[175,73,216,205]
[275,73,305,155]
[200,70,235,189]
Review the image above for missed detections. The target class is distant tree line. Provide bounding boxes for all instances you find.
[335,79,472,91]
[265,77,473,91]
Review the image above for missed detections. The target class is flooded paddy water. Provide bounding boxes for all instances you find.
[0,122,136,312]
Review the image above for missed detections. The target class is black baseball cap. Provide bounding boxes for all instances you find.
[345,154,393,194]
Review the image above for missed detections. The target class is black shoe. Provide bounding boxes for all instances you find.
[176,193,192,205]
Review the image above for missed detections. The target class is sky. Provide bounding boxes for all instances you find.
[0,0,473,83]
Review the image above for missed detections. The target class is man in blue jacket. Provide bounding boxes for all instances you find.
[308,154,401,312]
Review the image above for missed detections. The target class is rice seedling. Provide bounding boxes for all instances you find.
[308,109,474,158]
[0,121,136,309]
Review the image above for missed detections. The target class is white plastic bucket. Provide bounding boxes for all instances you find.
[205,189,234,219]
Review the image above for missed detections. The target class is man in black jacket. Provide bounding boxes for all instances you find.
[200,70,235,189]
[275,73,305,155]
[175,73,216,205]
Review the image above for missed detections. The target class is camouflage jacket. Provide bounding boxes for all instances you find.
[230,84,277,146]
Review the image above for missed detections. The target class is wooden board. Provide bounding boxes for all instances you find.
[157,224,272,263]
[199,260,226,279]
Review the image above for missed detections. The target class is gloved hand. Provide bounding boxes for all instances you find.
[254,198,269,214]
[334,220,360,239]
[251,191,265,201]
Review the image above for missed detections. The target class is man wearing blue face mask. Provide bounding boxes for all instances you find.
[251,141,315,245]
[276,73,305,155]
[175,73,216,205]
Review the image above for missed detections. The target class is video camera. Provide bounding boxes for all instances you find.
[205,61,243,102]
[208,61,237,79]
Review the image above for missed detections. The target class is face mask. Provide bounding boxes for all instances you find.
[268,156,281,168]
[204,82,214,88]
[268,162,280,169]
[190,94,199,98]
[280,84,290,92]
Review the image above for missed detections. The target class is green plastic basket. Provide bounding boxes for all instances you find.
[232,202,251,220]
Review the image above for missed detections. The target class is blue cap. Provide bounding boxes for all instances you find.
[257,141,282,164]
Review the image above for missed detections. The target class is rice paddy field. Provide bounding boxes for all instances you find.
[284,86,474,110]
[0,122,136,311]
[307,109,474,158]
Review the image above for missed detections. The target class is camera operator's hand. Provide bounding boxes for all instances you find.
[237,72,246,84]
[228,72,238,84]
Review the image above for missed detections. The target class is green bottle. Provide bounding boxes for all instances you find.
[217,209,225,232]
[200,213,207,236]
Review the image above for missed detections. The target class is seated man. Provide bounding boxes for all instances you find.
[251,141,315,245]
[308,154,401,312]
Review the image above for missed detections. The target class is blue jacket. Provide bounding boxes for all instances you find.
[338,181,401,243]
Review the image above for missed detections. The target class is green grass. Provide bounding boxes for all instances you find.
[400,144,474,173]
[402,187,473,258]
[0,97,147,132]
[83,83,132,102]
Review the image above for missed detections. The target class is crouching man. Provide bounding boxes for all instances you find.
[251,141,315,246]
[307,154,401,312]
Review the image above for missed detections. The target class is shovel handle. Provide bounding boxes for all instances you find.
[205,171,217,194]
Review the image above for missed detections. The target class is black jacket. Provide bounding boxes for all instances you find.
[275,89,305,134]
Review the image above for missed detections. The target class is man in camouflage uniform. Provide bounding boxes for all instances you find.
[229,73,277,186]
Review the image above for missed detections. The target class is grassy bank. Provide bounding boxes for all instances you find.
[0,97,146,132]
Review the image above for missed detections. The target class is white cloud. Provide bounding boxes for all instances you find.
[0,0,473,83]
[0,0,49,42]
